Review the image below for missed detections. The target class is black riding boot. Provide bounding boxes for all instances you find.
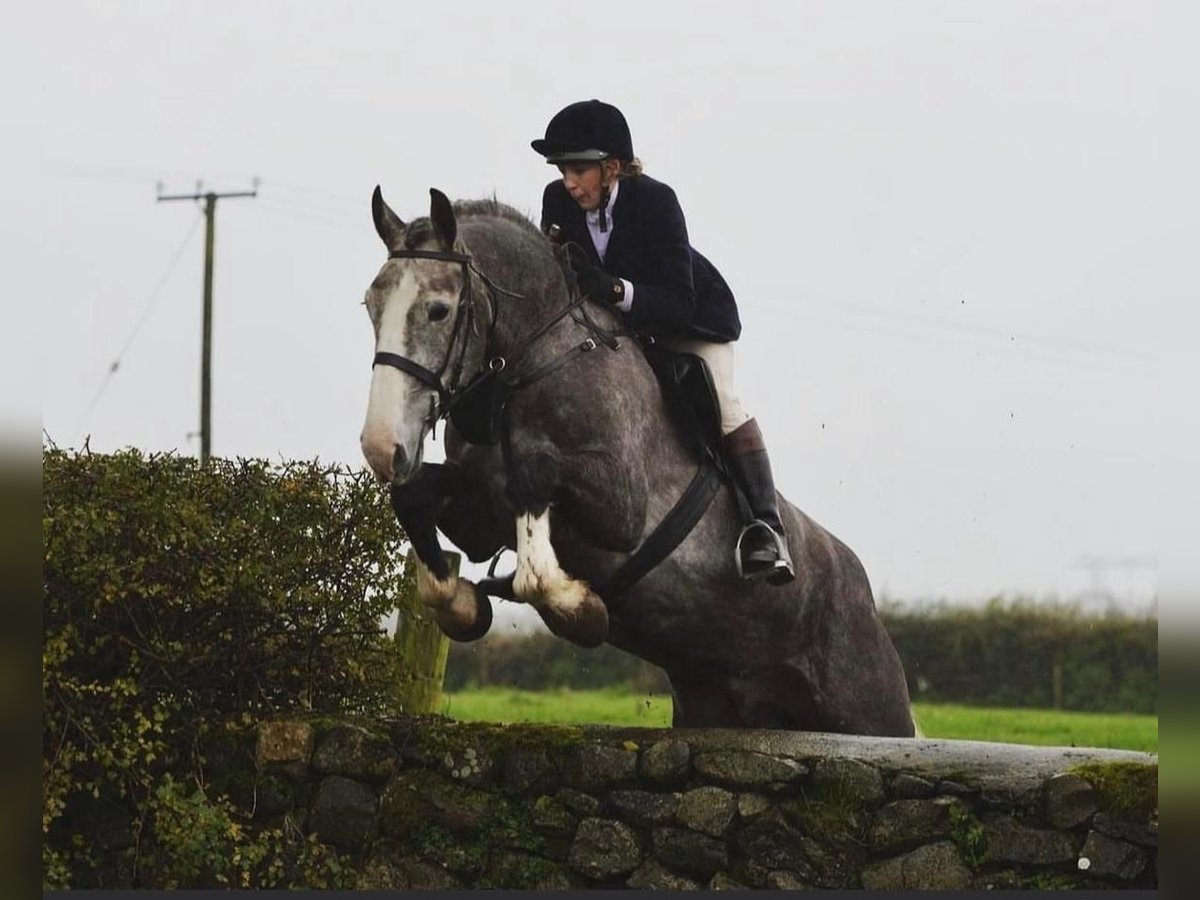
[724,419,796,585]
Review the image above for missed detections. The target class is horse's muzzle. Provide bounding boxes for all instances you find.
[391,445,410,482]
[361,429,421,485]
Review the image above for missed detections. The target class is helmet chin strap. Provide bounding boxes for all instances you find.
[598,184,610,233]
[597,160,615,232]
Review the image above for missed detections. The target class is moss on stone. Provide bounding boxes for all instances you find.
[946,803,986,869]
[1021,870,1093,891]
[481,850,573,889]
[781,790,868,846]
[1068,761,1157,818]
[385,714,586,763]
[409,822,488,876]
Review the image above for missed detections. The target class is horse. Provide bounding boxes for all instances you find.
[359,186,914,735]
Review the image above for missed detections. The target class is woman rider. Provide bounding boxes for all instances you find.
[532,99,795,585]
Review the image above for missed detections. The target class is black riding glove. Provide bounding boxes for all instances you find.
[571,254,626,306]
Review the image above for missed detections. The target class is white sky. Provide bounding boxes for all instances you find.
[14,1,1198,626]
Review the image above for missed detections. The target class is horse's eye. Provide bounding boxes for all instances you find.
[428,301,451,323]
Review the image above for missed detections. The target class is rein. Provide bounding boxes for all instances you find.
[372,245,620,440]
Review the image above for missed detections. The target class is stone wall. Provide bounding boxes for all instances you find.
[255,716,1158,890]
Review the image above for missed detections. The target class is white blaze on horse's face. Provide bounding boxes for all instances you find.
[359,255,462,484]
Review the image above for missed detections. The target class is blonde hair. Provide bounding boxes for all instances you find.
[600,157,644,189]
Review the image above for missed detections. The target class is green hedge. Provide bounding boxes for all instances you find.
[43,447,411,888]
[446,600,1156,715]
[883,599,1157,714]
[444,632,671,694]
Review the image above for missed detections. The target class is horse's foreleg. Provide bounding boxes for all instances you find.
[506,445,608,648]
[389,466,453,578]
[389,466,493,643]
[513,509,608,647]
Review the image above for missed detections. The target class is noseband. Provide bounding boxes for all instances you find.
[371,245,619,442]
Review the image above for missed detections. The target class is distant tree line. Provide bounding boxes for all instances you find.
[446,600,1157,714]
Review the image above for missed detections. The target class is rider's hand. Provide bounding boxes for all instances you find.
[572,256,625,305]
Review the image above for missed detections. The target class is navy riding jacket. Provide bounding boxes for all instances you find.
[540,174,742,343]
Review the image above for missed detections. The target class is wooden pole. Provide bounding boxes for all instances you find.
[200,193,215,463]
[394,549,455,714]
[157,184,257,462]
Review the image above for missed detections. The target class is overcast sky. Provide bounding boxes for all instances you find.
[17,1,1198,627]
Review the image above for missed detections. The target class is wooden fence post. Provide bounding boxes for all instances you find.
[393,549,454,714]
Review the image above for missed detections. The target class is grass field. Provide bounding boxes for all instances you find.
[439,686,1157,752]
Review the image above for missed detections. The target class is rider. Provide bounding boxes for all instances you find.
[532,99,795,585]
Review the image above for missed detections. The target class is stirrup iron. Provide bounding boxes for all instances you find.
[734,519,796,585]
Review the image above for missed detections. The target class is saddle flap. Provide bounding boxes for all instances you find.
[641,343,725,465]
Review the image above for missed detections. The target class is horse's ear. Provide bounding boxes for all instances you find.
[429,188,458,250]
[372,185,407,251]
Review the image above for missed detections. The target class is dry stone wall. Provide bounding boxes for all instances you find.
[255,716,1157,890]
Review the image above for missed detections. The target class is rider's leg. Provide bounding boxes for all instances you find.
[658,338,795,585]
[723,418,795,584]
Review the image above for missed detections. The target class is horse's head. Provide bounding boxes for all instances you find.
[360,186,475,484]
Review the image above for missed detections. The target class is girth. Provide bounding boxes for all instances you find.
[595,457,724,607]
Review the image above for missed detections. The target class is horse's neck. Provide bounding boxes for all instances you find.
[475,247,607,362]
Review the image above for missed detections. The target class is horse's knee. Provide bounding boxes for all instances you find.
[506,447,561,515]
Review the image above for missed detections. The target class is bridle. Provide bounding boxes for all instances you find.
[371,248,504,420]
[370,244,620,438]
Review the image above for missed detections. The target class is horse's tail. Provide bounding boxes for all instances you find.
[910,707,925,738]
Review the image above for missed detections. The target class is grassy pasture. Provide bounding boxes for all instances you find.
[439,686,1157,752]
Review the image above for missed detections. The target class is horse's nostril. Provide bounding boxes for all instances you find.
[392,444,408,476]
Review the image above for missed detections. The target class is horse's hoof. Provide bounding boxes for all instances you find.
[537,588,609,648]
[431,579,494,643]
[418,566,494,642]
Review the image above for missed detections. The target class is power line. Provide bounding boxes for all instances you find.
[801,295,1154,366]
[43,158,255,188]
[75,212,205,436]
[775,302,1156,377]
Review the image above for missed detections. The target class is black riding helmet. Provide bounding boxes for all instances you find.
[531,99,634,164]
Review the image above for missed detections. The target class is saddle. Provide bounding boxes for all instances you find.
[640,342,726,472]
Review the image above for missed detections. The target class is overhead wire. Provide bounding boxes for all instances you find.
[49,159,1157,381]
[773,299,1156,377]
[75,212,205,436]
[798,294,1154,366]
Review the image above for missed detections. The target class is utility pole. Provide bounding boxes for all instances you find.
[1071,554,1158,611]
[158,182,257,462]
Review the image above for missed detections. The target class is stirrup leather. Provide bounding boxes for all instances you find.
[734,519,795,583]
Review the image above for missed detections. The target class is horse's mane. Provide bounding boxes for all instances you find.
[453,198,542,235]
[403,197,542,247]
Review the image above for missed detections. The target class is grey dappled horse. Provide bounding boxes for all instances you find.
[360,187,914,735]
